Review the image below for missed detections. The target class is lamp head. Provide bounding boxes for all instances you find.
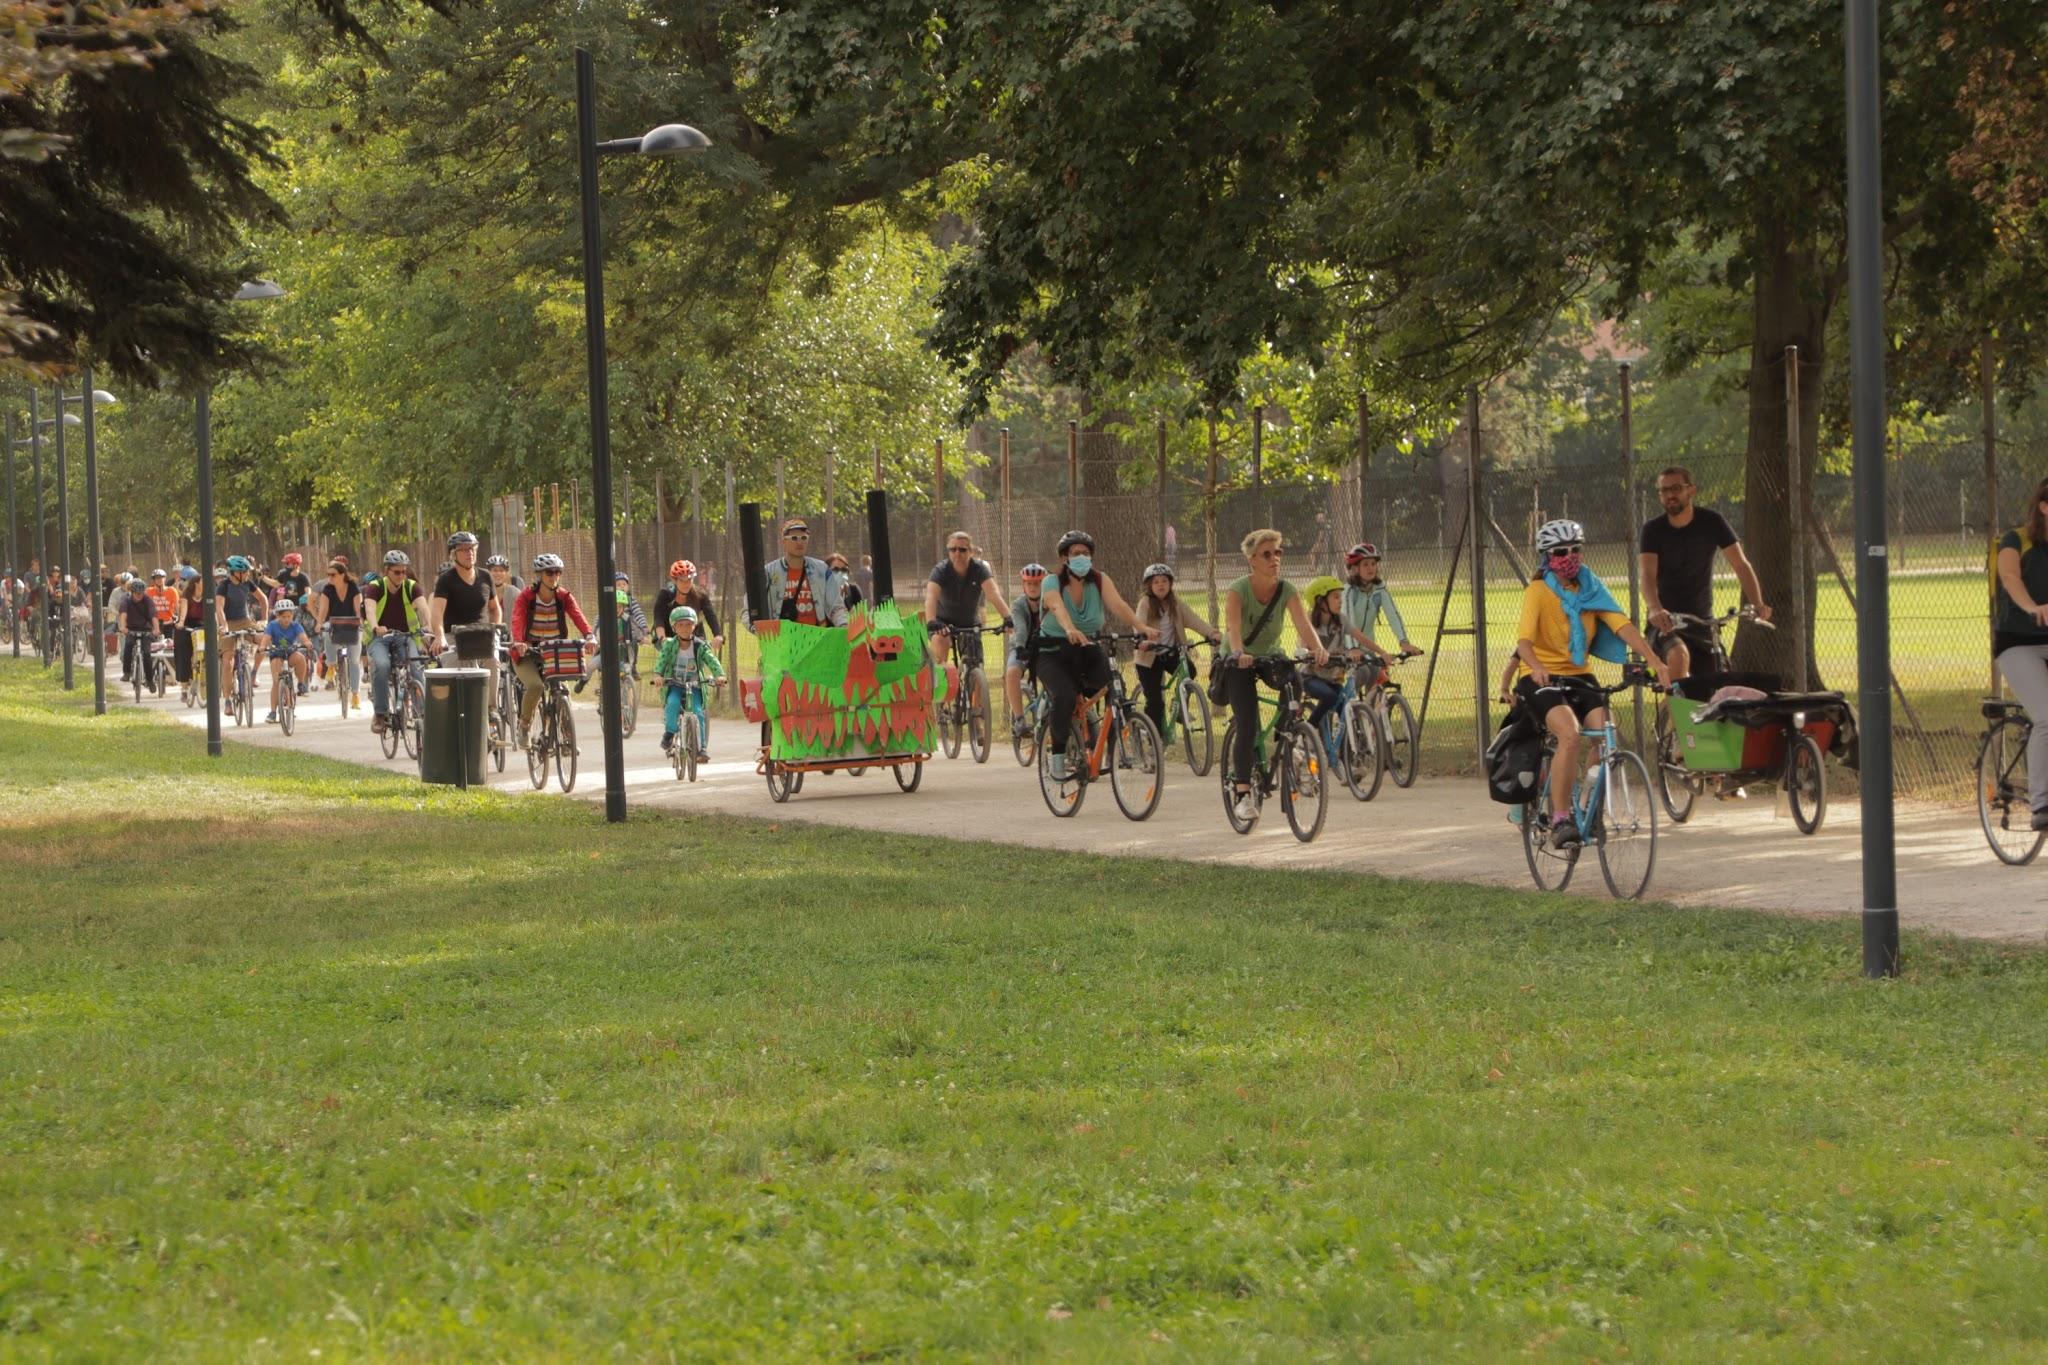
[637,123,710,156]
[234,279,285,301]
[90,390,117,407]
[59,412,81,427]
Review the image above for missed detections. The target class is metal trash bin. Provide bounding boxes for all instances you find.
[420,666,489,787]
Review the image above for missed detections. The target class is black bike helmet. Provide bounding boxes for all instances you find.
[1055,530,1095,555]
[447,531,479,550]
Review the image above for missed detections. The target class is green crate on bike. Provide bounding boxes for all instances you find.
[1667,695,1749,772]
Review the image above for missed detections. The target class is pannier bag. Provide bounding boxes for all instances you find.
[1485,713,1545,805]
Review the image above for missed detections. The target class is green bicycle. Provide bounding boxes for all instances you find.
[1217,651,1328,842]
[1151,639,1217,776]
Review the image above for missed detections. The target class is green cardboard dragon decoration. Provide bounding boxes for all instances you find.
[754,600,952,761]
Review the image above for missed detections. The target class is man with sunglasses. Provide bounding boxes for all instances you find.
[923,530,1010,675]
[753,518,848,630]
[1513,519,1670,849]
[1639,466,1770,682]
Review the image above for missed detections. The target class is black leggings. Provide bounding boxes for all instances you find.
[1039,642,1112,751]
[1135,658,1170,733]
[1226,665,1263,786]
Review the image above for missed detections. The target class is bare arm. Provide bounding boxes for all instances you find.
[1224,590,1247,662]
[1722,542,1772,621]
[921,580,941,625]
[1613,620,1672,687]
[1639,551,1666,627]
[1285,593,1328,667]
[1044,584,1084,642]
[1097,575,1151,636]
[980,577,1010,623]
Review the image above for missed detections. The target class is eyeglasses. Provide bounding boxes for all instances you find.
[541,569,563,576]
[948,546,972,554]
[1548,544,1585,556]
[1655,484,1689,495]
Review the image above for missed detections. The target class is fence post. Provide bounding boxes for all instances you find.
[932,437,945,563]
[722,460,737,680]
[1983,336,1999,693]
[1205,411,1220,623]
[1155,418,1168,560]
[1251,403,1265,528]
[1785,345,1808,692]
[654,470,666,573]
[1466,387,1489,767]
[1000,428,1012,576]
[1620,361,1641,751]
[690,467,702,566]
[1067,420,1079,528]
[776,456,786,526]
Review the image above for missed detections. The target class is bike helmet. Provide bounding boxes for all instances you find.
[447,531,479,550]
[484,554,509,569]
[1055,530,1095,555]
[1534,519,1585,554]
[533,552,565,573]
[669,559,695,579]
[179,566,199,582]
[614,571,631,583]
[1345,542,1380,565]
[1019,562,1048,582]
[282,552,303,567]
[149,567,166,580]
[383,549,410,568]
[1305,575,1345,608]
[273,598,297,614]
[1141,562,1173,583]
[669,605,698,626]
[225,555,252,572]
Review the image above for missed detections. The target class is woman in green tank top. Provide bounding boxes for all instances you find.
[1222,528,1328,818]
[1038,530,1154,778]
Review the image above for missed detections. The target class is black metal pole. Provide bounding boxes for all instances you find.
[864,491,892,611]
[54,383,73,690]
[739,502,769,624]
[30,391,44,663]
[82,372,105,715]
[1845,0,1898,977]
[4,410,17,657]
[199,384,223,757]
[575,46,628,824]
[1466,386,1489,767]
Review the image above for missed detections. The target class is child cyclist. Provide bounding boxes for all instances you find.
[263,598,314,724]
[1342,543,1425,685]
[1303,576,1386,751]
[657,605,724,759]
[1005,563,1049,738]
[1132,563,1221,737]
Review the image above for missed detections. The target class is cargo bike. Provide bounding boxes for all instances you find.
[1649,607,1854,834]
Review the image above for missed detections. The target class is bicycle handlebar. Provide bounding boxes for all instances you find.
[1665,605,1774,632]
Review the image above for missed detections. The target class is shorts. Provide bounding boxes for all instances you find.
[1648,624,1712,661]
[1514,673,1606,724]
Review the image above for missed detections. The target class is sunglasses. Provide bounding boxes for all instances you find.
[948,546,972,554]
[1548,544,1584,556]
[541,568,563,576]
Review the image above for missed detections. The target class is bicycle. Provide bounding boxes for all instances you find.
[1650,605,1770,822]
[580,637,642,739]
[223,629,263,730]
[1011,663,1049,767]
[272,644,312,736]
[1035,631,1165,821]
[376,631,428,762]
[936,623,1006,764]
[671,676,725,783]
[123,630,160,705]
[1977,698,2045,866]
[146,633,174,699]
[1361,650,1423,788]
[1325,652,1385,802]
[1217,652,1328,842]
[1518,668,1661,900]
[488,625,517,773]
[326,616,362,722]
[523,637,587,793]
[1150,639,1217,776]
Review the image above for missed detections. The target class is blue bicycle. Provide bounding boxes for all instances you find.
[1518,668,1661,900]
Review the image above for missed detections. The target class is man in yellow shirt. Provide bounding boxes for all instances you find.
[1513,519,1669,847]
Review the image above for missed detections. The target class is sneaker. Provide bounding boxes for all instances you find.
[1050,751,1069,781]
[297,683,309,697]
[695,749,709,763]
[1549,815,1582,849]
[323,678,336,690]
[1233,791,1259,824]
[371,714,387,735]
[264,710,278,724]
[661,732,675,754]
[352,692,363,709]
[1011,716,1030,739]
[2032,806,2048,832]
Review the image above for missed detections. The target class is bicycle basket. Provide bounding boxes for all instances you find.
[535,639,586,680]
[451,624,496,661]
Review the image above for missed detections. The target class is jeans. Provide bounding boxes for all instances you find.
[367,634,416,717]
[1996,643,2048,811]
[665,682,709,748]
[1303,675,1344,736]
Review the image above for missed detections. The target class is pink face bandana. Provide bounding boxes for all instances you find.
[1548,550,1583,578]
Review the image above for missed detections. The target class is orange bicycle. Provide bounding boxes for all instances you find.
[1034,631,1164,820]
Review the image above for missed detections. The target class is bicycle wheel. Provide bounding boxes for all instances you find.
[1176,679,1214,776]
[1521,757,1579,892]
[526,703,548,788]
[1111,711,1164,822]
[1977,720,2046,865]
[554,700,577,792]
[1596,750,1658,900]
[1342,699,1384,802]
[1036,717,1085,817]
[1279,722,1328,843]
[893,759,922,792]
[1384,691,1420,788]
[766,761,795,802]
[132,649,144,704]
[1786,732,1826,835]
[620,672,639,738]
[1013,692,1040,766]
[1218,720,1258,834]
[1652,701,1696,824]
[400,678,424,760]
[965,667,991,763]
[237,663,255,728]
[939,696,962,759]
[680,714,699,782]
[279,685,296,736]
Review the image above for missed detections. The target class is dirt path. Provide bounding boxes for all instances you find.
[136,681,2047,944]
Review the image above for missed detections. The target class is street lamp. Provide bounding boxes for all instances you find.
[200,279,285,758]
[574,46,709,823]
[58,381,117,714]
[10,402,80,669]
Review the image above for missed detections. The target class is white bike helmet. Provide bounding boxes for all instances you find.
[533,553,565,573]
[1534,519,1585,554]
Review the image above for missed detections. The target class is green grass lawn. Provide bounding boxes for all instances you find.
[3,661,2044,1359]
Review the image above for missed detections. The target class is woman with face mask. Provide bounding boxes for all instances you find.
[1510,519,1671,849]
[1036,530,1153,780]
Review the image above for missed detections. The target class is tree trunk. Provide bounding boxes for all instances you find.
[1729,219,1832,687]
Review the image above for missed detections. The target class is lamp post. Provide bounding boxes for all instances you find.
[58,379,117,714]
[15,401,79,667]
[3,409,16,656]
[573,45,709,823]
[200,279,286,758]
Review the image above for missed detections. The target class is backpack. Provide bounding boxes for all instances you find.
[1484,711,1545,805]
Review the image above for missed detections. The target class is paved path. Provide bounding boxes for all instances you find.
[132,680,2047,945]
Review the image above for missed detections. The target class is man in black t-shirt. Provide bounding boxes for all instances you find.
[1638,466,1770,681]
[922,530,1010,671]
[429,532,501,688]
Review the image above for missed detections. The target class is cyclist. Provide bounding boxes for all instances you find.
[171,567,204,689]
[107,573,140,679]
[273,552,311,608]
[311,557,364,710]
[611,572,649,662]
[428,531,501,688]
[1132,563,1220,738]
[1514,519,1671,849]
[1004,563,1049,738]
[262,599,313,724]
[657,604,725,759]
[1303,575,1387,747]
[1222,529,1327,824]
[485,554,523,618]
[215,555,267,695]
[1991,475,2048,830]
[755,518,848,629]
[1342,543,1424,677]
[143,567,178,636]
[509,552,597,745]
[924,531,1010,672]
[114,568,162,686]
[1639,466,1771,681]
[362,550,428,737]
[825,552,862,610]
[652,560,722,646]
[1037,530,1153,780]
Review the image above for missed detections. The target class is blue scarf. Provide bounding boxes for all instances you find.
[1542,567,1628,666]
